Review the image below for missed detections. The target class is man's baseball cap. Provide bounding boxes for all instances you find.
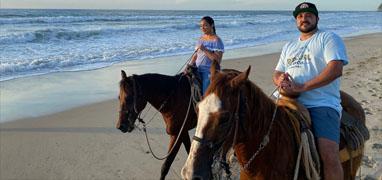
[293,2,318,18]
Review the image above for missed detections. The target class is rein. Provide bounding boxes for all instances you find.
[241,86,281,170]
[134,53,196,126]
[131,73,195,160]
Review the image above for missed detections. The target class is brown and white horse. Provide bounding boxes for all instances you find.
[181,65,364,180]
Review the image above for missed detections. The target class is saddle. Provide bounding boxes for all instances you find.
[184,65,203,107]
[276,93,369,164]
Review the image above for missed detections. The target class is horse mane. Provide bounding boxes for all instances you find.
[245,81,278,136]
[120,73,185,95]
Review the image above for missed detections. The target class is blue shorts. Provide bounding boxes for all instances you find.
[308,107,341,144]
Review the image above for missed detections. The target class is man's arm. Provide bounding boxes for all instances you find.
[282,60,344,94]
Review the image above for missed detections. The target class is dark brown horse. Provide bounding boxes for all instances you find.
[181,65,365,179]
[117,70,197,180]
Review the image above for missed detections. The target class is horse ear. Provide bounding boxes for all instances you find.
[121,70,127,79]
[210,60,219,79]
[230,66,251,88]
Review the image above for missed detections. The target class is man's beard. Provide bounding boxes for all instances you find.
[298,22,318,33]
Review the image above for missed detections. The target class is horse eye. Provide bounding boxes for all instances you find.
[218,111,230,124]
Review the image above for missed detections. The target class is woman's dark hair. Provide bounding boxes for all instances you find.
[201,16,216,34]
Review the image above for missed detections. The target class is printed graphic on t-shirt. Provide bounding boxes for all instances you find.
[286,49,311,69]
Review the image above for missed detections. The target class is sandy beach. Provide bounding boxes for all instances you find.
[1,33,381,179]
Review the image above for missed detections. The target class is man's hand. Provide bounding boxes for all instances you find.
[275,73,289,87]
[277,72,304,98]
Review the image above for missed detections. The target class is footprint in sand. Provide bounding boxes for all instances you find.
[360,100,369,106]
[364,108,373,115]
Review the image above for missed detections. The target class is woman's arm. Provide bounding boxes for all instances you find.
[189,53,197,65]
[199,44,223,64]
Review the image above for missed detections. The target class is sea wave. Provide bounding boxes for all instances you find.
[1,9,381,82]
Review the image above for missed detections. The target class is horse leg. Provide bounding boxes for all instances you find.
[182,131,191,154]
[160,134,182,180]
[342,154,363,180]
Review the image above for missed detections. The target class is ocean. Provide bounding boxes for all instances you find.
[0,9,381,122]
[1,9,381,81]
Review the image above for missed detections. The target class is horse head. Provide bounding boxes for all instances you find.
[117,70,148,133]
[181,62,251,180]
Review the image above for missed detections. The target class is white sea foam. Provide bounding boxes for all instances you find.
[0,9,381,81]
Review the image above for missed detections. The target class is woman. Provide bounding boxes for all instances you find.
[189,16,224,94]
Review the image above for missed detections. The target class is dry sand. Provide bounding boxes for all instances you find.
[1,33,381,180]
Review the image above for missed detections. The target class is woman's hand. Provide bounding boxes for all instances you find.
[197,44,207,52]
[197,44,222,64]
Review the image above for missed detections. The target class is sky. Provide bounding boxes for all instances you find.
[1,0,381,11]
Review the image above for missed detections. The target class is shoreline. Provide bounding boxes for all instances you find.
[1,32,381,179]
[1,32,381,123]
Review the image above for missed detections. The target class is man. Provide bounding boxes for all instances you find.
[273,2,348,180]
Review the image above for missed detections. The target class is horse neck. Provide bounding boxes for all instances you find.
[136,74,183,110]
[243,83,279,141]
[235,83,298,174]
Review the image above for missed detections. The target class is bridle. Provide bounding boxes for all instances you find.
[191,90,243,177]
[119,75,144,123]
[192,85,280,173]
[192,91,242,149]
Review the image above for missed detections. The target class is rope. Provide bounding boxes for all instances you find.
[301,129,320,180]
[130,51,197,160]
[293,141,303,180]
[271,85,321,180]
[142,84,193,160]
[242,87,281,170]
[141,51,197,126]
[177,50,197,74]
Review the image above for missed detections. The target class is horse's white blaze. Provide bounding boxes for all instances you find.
[195,93,221,138]
[181,93,222,179]
[181,139,201,179]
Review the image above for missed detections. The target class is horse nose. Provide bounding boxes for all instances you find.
[117,123,129,133]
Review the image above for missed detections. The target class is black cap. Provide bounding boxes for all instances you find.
[293,2,318,18]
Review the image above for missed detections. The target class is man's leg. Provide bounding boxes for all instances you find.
[317,138,343,180]
[309,107,343,180]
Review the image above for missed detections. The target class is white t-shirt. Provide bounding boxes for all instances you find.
[275,30,348,113]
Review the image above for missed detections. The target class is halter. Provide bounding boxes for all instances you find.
[192,91,242,149]
[131,75,142,114]
[122,74,196,161]
[191,90,243,177]
[192,86,281,174]
[119,75,143,116]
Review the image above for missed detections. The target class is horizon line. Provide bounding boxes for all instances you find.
[0,7,378,12]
